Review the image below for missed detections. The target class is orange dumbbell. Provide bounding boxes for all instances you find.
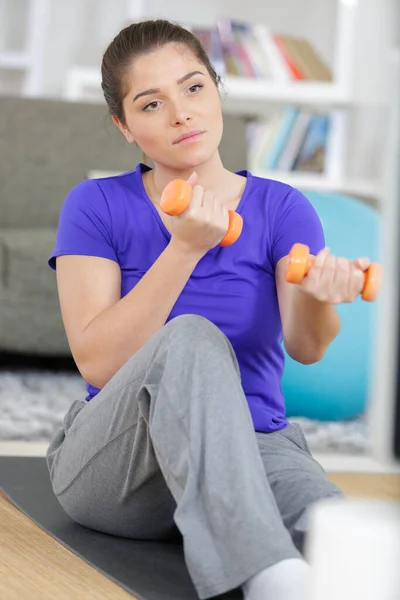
[160,179,243,247]
[286,243,382,302]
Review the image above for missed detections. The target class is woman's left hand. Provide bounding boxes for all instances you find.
[297,247,371,304]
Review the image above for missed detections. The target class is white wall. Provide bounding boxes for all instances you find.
[1,0,29,53]
[38,0,128,97]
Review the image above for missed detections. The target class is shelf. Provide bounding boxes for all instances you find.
[0,52,31,70]
[63,66,102,101]
[251,170,380,200]
[221,77,353,114]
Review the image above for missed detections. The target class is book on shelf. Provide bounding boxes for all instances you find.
[246,106,346,179]
[188,17,332,82]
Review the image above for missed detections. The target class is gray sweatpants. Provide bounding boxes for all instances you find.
[46,315,342,599]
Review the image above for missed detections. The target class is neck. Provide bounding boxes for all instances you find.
[148,151,234,201]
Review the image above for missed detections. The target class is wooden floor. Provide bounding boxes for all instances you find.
[1,474,400,600]
[0,492,134,600]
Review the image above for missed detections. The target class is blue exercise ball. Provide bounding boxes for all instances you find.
[282,191,381,421]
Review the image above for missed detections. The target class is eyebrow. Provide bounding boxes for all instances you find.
[133,71,205,102]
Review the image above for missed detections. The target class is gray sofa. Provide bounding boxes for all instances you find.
[0,96,247,356]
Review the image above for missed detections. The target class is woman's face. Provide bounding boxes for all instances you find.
[117,43,223,171]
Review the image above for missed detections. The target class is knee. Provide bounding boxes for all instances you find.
[163,315,237,363]
[165,314,227,347]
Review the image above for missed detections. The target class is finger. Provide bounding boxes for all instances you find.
[186,171,198,186]
[348,263,365,300]
[200,189,216,220]
[202,189,214,208]
[215,198,229,231]
[187,184,204,213]
[304,247,330,289]
[207,194,229,233]
[353,257,371,271]
[334,257,352,302]
[318,252,337,301]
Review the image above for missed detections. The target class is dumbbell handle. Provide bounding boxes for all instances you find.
[286,243,382,302]
[160,179,243,247]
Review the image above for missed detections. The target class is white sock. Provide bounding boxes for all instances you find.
[242,558,311,600]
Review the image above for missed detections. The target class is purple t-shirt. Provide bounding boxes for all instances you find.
[48,162,324,433]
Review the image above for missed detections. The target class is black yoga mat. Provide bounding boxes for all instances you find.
[0,457,242,600]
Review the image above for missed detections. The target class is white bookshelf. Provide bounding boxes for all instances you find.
[61,0,356,111]
[58,1,391,203]
[0,51,31,70]
[227,80,351,106]
[0,0,393,202]
[251,171,379,199]
[0,0,50,96]
[221,79,352,112]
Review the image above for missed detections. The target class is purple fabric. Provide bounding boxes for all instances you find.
[49,163,324,432]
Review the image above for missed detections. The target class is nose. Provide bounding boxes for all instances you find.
[169,99,192,126]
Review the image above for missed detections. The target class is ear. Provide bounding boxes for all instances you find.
[111,115,135,144]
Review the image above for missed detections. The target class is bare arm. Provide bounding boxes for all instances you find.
[56,243,200,389]
[275,254,341,364]
[56,176,231,389]
[275,247,370,364]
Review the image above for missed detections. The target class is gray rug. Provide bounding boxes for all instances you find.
[0,370,369,454]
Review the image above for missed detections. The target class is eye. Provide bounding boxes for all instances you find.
[188,84,203,94]
[143,100,160,112]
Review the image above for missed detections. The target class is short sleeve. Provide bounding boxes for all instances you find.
[48,179,118,270]
[271,188,325,268]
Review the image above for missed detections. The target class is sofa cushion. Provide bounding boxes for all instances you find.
[0,96,142,228]
[0,229,58,300]
[0,292,70,355]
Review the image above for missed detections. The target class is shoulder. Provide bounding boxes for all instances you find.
[241,170,313,219]
[241,171,323,254]
[246,171,305,202]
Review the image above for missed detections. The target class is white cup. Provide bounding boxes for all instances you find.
[305,498,400,600]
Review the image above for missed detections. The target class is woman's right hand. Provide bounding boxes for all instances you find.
[168,172,230,259]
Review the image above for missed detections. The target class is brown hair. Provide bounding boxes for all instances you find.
[101,19,222,126]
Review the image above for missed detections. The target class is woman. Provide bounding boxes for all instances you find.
[46,19,370,600]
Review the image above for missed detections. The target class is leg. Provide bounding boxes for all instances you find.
[256,422,344,554]
[46,315,299,599]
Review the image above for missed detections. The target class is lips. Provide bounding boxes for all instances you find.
[173,130,204,144]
